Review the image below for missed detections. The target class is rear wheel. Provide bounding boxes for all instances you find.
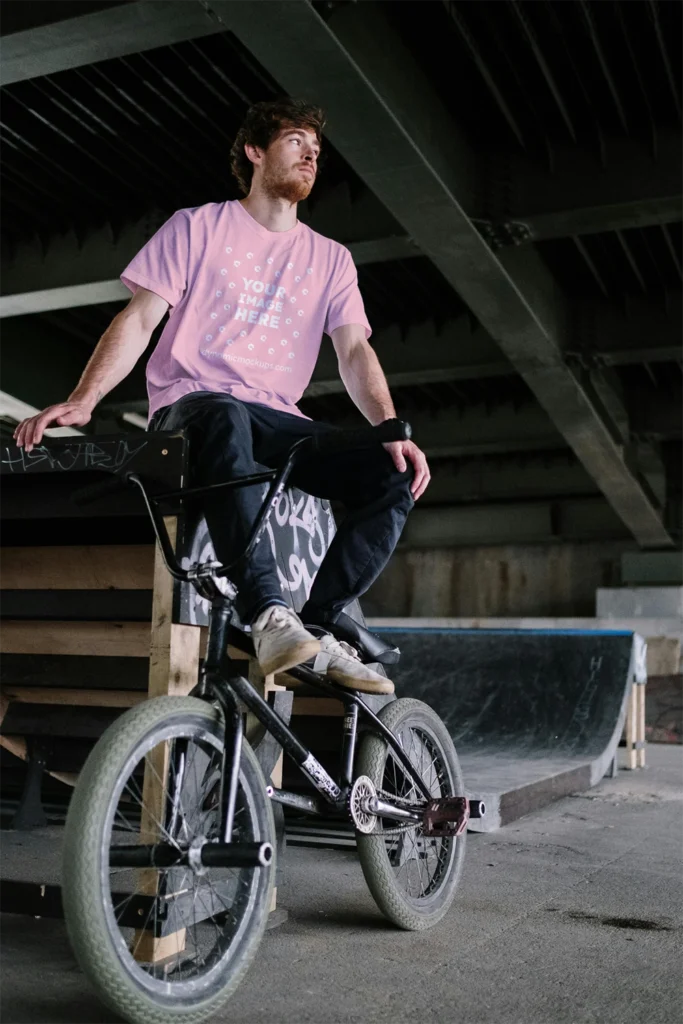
[62,696,275,1024]
[355,698,466,930]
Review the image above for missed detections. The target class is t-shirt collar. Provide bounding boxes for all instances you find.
[232,199,302,243]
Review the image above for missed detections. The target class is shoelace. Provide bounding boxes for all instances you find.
[322,635,361,663]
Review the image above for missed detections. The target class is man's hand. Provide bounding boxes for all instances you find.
[13,400,94,452]
[384,439,431,500]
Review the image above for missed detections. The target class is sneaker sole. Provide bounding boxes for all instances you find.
[259,638,321,678]
[326,666,395,695]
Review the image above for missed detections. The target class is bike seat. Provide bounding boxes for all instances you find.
[305,611,400,666]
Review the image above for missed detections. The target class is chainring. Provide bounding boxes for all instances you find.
[348,775,378,834]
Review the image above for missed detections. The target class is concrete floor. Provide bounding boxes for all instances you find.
[1,744,682,1024]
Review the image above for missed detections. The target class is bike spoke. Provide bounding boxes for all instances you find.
[101,724,265,989]
[379,724,457,900]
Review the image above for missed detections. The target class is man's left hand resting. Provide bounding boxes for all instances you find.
[384,439,431,500]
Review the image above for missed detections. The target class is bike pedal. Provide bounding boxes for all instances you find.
[422,796,469,837]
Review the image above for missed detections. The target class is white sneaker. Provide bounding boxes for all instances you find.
[313,634,395,695]
[252,605,321,677]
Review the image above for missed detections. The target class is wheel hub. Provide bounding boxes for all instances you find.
[349,775,378,834]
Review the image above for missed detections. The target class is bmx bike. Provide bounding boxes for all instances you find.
[61,419,471,1024]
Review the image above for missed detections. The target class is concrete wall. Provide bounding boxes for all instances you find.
[363,541,633,618]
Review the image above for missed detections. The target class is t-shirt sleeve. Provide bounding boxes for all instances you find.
[120,210,191,308]
[324,248,372,339]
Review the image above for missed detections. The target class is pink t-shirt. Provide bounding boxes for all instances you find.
[121,200,371,420]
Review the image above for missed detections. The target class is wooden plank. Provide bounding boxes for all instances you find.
[0,687,143,708]
[1,703,121,737]
[0,590,153,622]
[133,928,187,964]
[0,654,150,690]
[148,518,201,699]
[0,546,154,590]
[0,621,151,657]
[0,724,77,786]
[135,517,199,961]
[291,697,345,717]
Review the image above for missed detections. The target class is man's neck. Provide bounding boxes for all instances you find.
[239,193,298,233]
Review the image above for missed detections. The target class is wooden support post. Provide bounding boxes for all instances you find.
[624,680,647,771]
[133,517,200,963]
[148,518,201,700]
[636,682,646,769]
[628,634,648,771]
[625,682,637,770]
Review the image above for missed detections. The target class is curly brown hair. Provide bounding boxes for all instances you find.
[230,98,326,195]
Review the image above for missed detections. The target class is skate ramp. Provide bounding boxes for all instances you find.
[379,627,646,831]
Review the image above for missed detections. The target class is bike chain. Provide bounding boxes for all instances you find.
[365,787,425,837]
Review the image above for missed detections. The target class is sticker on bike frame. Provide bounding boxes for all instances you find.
[302,753,341,801]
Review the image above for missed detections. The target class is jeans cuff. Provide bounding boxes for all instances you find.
[248,597,289,627]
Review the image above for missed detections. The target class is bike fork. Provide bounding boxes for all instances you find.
[218,704,243,843]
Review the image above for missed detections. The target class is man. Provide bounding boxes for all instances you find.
[14,99,430,693]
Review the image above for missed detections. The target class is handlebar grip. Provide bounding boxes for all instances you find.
[310,419,411,456]
[71,472,131,507]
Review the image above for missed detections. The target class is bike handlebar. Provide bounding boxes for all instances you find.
[70,418,412,586]
[308,418,411,455]
[71,419,412,507]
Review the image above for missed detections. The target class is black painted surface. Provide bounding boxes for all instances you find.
[0,654,150,690]
[175,494,364,629]
[378,629,635,828]
[0,590,154,621]
[1,704,123,739]
[386,630,632,759]
[0,433,187,519]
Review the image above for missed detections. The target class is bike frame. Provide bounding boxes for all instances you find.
[123,442,432,845]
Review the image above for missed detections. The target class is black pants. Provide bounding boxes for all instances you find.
[150,392,414,624]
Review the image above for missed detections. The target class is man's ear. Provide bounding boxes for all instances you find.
[244,142,263,168]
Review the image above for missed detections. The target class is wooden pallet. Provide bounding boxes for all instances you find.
[0,520,292,958]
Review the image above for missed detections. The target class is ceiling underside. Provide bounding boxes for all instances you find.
[0,0,681,547]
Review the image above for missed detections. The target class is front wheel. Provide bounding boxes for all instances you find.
[62,696,275,1024]
[355,698,466,930]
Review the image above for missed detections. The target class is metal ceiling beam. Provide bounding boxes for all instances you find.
[572,294,682,368]
[104,396,575,457]
[1,197,677,369]
[0,281,130,318]
[210,0,670,547]
[423,453,597,505]
[322,403,567,459]
[632,395,683,440]
[0,315,145,413]
[402,496,630,548]
[347,236,420,263]
[0,216,418,315]
[307,315,512,395]
[484,131,682,240]
[0,1,223,86]
[0,390,82,437]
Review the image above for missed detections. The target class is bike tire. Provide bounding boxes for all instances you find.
[355,697,466,931]
[62,696,275,1024]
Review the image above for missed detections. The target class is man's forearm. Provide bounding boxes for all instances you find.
[69,309,151,411]
[338,341,396,425]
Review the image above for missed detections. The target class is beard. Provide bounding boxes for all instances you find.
[261,163,314,203]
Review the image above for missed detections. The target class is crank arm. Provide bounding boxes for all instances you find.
[366,798,422,824]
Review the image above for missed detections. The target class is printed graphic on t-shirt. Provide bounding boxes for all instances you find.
[199,251,314,379]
